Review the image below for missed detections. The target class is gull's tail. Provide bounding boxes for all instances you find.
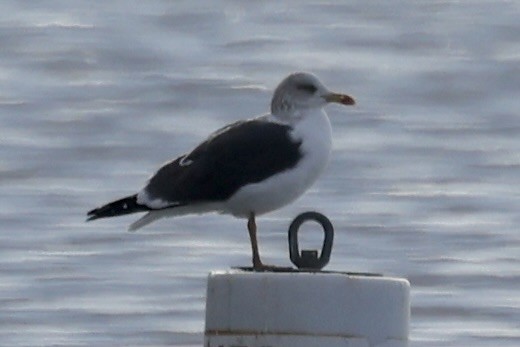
[86,194,149,222]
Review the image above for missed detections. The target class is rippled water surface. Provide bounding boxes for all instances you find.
[1,1,519,346]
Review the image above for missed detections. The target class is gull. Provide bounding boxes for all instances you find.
[87,72,355,270]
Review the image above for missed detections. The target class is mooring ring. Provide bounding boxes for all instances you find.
[288,211,334,270]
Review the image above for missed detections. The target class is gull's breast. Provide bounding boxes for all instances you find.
[224,110,332,217]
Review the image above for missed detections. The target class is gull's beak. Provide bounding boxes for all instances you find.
[324,92,356,106]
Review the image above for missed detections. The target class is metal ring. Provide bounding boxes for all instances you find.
[288,211,334,270]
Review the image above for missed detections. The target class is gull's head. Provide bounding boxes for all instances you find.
[271,72,355,118]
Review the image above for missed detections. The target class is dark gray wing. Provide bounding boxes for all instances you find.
[142,119,303,207]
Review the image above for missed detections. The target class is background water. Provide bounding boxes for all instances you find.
[0,1,519,346]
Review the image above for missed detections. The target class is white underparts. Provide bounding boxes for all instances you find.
[136,189,177,209]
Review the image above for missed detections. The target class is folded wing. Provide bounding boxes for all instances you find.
[138,118,303,209]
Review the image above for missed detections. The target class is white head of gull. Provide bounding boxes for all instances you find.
[87,72,355,270]
[271,72,354,121]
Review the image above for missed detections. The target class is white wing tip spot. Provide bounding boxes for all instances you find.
[179,155,193,167]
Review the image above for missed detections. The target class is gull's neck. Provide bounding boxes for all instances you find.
[271,106,326,125]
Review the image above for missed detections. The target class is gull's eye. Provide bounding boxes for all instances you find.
[296,83,317,94]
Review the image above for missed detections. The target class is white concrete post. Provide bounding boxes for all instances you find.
[204,270,410,347]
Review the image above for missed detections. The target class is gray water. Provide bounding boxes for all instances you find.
[1,1,519,346]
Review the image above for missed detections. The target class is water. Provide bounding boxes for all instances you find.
[1,1,518,346]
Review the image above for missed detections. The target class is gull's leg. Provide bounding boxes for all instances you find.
[247,212,263,269]
[245,213,292,272]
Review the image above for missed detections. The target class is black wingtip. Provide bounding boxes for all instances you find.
[86,207,102,222]
[85,213,98,222]
[86,194,149,222]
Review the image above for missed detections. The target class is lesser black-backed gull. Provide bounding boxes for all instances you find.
[87,72,355,269]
